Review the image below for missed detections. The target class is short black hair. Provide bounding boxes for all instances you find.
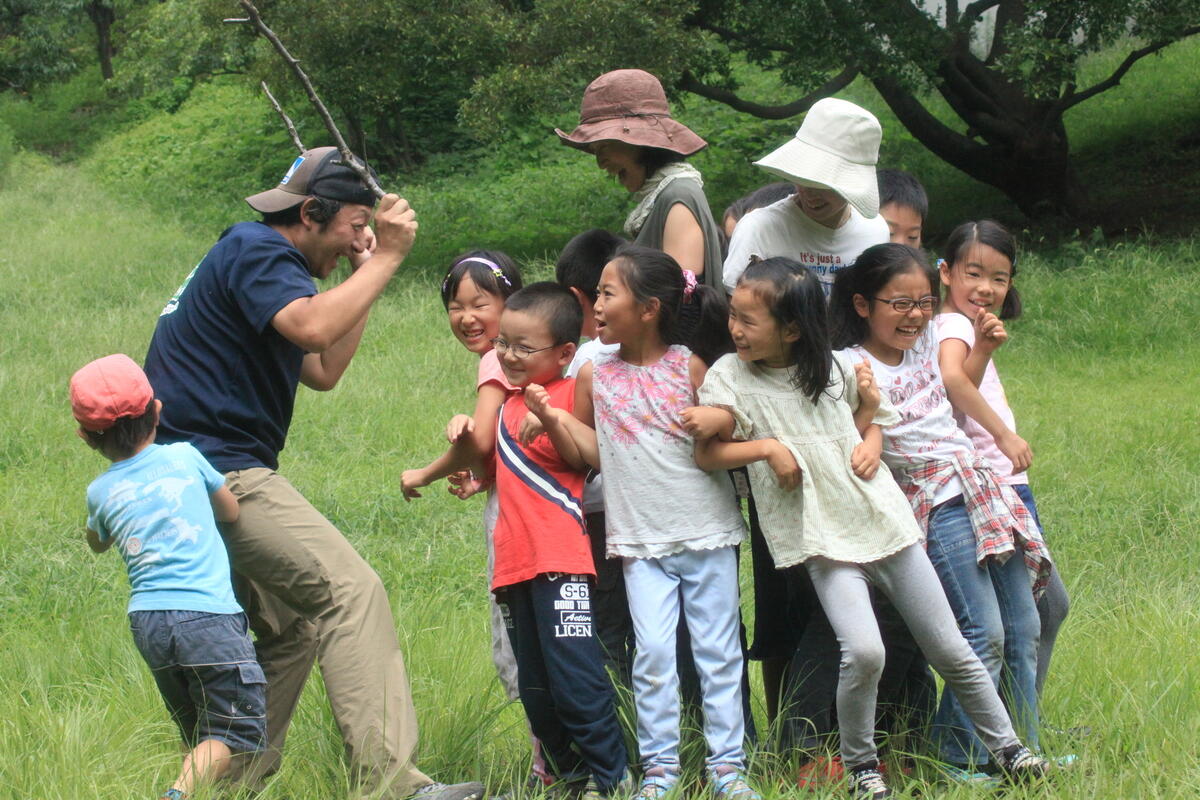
[556,229,625,303]
[877,169,928,221]
[260,195,344,229]
[81,399,157,461]
[503,282,583,346]
[723,182,796,227]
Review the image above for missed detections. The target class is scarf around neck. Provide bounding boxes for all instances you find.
[624,162,704,238]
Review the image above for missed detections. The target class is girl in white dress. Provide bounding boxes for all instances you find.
[688,257,1049,799]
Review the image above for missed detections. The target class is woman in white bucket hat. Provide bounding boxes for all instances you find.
[722,97,889,295]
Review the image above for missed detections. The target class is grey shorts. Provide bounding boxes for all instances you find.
[128,610,267,753]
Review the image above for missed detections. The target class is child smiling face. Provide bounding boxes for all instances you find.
[447,276,504,355]
[854,266,937,365]
[940,242,1012,320]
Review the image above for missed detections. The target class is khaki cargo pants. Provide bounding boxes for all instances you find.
[221,468,430,798]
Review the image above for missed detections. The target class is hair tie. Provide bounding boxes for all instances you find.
[442,256,512,295]
[935,258,947,271]
[681,269,698,301]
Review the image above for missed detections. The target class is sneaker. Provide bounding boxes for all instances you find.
[581,771,635,800]
[159,790,186,800]
[845,763,891,800]
[635,774,676,800]
[935,763,1001,788]
[994,745,1051,783]
[412,781,486,800]
[711,770,761,800]
[797,756,843,790]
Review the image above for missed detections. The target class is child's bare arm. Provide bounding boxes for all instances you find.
[401,383,505,500]
[939,337,1032,474]
[851,359,882,435]
[210,485,239,523]
[525,384,598,472]
[694,437,801,489]
[680,406,736,440]
[85,528,112,553]
[849,424,883,480]
[961,311,1007,387]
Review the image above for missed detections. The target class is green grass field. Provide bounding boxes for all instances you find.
[0,148,1197,800]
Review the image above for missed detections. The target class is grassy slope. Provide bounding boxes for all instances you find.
[0,151,1197,798]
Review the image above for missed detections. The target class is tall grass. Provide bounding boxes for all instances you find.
[0,150,1197,799]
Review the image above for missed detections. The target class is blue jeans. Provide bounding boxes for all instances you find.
[1012,483,1070,698]
[129,610,267,753]
[925,498,1040,766]
[624,547,746,778]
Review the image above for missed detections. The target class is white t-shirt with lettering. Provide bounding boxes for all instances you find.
[844,328,974,505]
[723,196,888,294]
[934,312,1027,486]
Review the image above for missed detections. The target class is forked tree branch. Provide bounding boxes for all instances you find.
[261,81,304,153]
[1055,27,1200,114]
[225,1,385,198]
[678,66,859,120]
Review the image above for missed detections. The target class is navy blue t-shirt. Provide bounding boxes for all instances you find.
[144,222,317,471]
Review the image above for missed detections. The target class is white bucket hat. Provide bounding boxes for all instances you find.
[753,97,882,218]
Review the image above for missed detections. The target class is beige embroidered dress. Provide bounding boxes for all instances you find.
[698,350,922,568]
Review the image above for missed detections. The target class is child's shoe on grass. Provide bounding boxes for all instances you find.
[845,762,890,800]
[797,755,843,790]
[711,769,761,800]
[994,744,1051,783]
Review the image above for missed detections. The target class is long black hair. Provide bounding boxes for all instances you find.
[609,243,733,366]
[942,220,1022,320]
[737,258,833,403]
[829,243,938,349]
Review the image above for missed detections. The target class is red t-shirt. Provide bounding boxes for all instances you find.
[491,377,593,590]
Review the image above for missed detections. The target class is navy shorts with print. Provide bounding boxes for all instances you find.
[128,610,267,753]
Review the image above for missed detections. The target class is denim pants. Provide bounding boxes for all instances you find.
[624,546,746,777]
[1012,484,1070,697]
[925,497,1041,766]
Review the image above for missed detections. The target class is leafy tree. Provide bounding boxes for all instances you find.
[230,0,516,169]
[0,0,82,93]
[463,0,1200,218]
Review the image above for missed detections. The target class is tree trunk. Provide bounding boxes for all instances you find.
[85,1,115,81]
[871,63,1083,219]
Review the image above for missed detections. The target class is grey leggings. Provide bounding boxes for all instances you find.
[806,544,1022,768]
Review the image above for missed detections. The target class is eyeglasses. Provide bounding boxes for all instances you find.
[872,295,938,313]
[491,337,557,359]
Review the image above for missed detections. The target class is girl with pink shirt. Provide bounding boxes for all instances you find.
[934,220,1069,701]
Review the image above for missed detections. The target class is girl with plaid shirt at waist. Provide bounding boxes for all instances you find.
[830,243,1053,780]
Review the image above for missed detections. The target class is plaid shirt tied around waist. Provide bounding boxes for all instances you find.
[895,452,1052,598]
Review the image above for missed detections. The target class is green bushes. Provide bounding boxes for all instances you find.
[0,118,13,183]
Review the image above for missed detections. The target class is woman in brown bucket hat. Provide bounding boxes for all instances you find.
[557,69,725,288]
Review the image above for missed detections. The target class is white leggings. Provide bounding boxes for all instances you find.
[805,543,1021,768]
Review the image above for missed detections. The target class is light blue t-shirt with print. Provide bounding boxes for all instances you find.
[86,442,242,615]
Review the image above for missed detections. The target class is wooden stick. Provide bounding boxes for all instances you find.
[225,1,385,198]
[261,81,304,153]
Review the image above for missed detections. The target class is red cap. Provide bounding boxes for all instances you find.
[69,354,154,432]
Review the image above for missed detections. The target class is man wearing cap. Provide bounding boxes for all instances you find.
[722,97,889,296]
[143,147,482,800]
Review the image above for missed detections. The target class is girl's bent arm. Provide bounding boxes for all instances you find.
[525,384,598,472]
[938,338,1032,473]
[694,438,801,489]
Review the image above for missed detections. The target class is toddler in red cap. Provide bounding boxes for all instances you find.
[71,354,265,800]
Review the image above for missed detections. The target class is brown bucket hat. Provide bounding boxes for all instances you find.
[555,69,707,156]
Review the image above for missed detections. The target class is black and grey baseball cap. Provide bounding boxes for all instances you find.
[246,146,378,212]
